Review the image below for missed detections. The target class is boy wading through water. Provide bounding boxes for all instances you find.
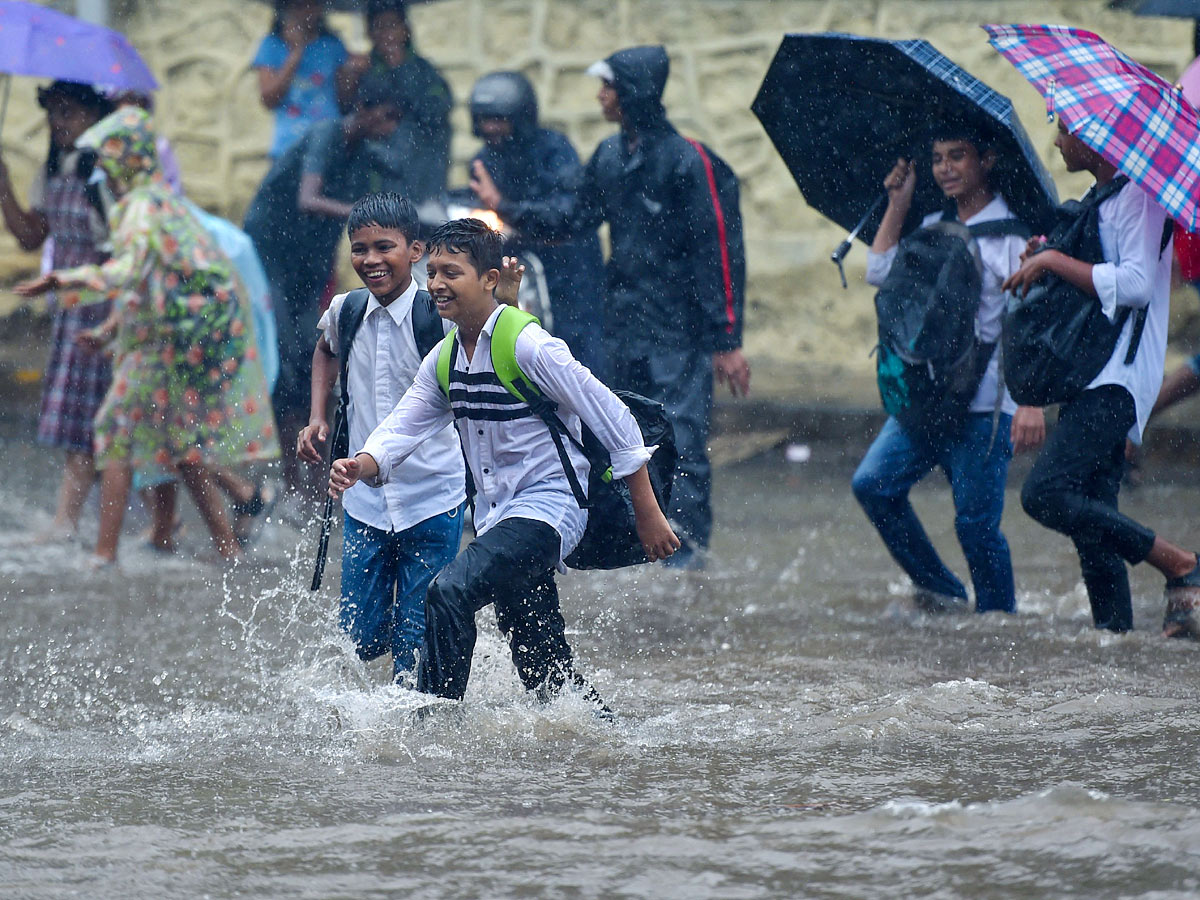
[298,193,464,679]
[852,127,1046,615]
[328,218,679,708]
[1007,121,1200,636]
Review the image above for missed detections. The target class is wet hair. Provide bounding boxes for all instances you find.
[366,0,408,28]
[269,0,334,38]
[37,81,114,177]
[928,121,995,156]
[346,192,420,241]
[426,218,503,276]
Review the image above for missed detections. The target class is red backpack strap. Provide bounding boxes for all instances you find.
[685,137,735,335]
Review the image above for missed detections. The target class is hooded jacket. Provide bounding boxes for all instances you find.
[565,45,742,354]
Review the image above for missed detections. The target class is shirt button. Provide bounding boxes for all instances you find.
[491,502,497,508]
[477,429,484,435]
[483,468,489,474]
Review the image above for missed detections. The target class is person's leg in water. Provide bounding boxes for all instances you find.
[943,414,1016,614]
[143,480,179,552]
[1022,386,1193,631]
[340,513,403,667]
[852,417,968,608]
[418,518,601,707]
[211,467,276,545]
[93,460,132,565]
[1152,355,1200,418]
[50,449,97,537]
[386,507,463,681]
[177,463,241,560]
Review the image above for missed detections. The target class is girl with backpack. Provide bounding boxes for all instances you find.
[1004,120,1198,636]
[852,126,1045,617]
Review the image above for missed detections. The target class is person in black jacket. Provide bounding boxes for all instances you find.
[557,45,751,569]
[467,71,610,381]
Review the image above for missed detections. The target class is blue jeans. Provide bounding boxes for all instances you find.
[851,414,1016,614]
[340,507,463,679]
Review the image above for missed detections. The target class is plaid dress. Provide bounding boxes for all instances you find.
[36,170,112,453]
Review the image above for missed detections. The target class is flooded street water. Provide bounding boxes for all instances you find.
[3,425,1200,899]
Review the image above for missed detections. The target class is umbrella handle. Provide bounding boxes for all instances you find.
[830,193,887,290]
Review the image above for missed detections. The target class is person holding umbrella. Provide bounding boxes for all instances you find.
[851,124,1045,616]
[0,80,114,542]
[987,24,1200,635]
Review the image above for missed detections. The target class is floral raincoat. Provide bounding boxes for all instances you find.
[54,108,279,473]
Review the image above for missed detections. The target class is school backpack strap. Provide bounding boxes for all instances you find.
[488,306,596,508]
[410,288,444,359]
[331,288,372,460]
[684,137,744,342]
[435,326,478,518]
[1121,217,1178,366]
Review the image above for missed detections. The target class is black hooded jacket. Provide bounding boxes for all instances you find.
[565,46,743,354]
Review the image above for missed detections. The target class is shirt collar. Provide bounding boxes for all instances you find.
[366,277,419,326]
[962,194,1012,226]
[479,302,507,337]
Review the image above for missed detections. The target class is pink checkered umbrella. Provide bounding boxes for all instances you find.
[984,23,1200,229]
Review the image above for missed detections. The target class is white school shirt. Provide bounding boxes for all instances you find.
[865,194,1025,415]
[318,280,465,533]
[1085,180,1172,443]
[360,303,653,564]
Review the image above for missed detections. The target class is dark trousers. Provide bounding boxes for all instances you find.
[611,349,714,549]
[1021,385,1157,631]
[417,517,576,701]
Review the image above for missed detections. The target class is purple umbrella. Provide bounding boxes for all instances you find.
[0,0,157,91]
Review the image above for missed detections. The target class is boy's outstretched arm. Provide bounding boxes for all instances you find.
[495,256,525,307]
[625,465,680,561]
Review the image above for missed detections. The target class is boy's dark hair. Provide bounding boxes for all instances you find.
[357,70,403,110]
[269,0,334,38]
[347,192,420,241]
[928,120,995,156]
[426,218,503,276]
[366,0,408,28]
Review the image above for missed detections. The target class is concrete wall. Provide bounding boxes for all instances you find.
[1,0,1193,400]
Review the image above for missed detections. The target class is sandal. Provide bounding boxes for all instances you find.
[232,481,278,547]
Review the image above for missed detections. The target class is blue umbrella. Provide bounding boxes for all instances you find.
[751,33,1058,283]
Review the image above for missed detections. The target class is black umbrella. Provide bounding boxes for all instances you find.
[751,33,1058,284]
[1111,0,1200,55]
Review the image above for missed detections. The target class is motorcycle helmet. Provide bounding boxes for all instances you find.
[469,71,538,138]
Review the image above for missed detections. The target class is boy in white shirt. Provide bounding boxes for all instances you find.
[297,193,464,679]
[852,127,1045,616]
[1007,121,1198,635]
[328,218,679,706]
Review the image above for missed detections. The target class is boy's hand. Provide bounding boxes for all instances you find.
[328,456,362,497]
[637,508,681,562]
[470,160,503,210]
[713,349,751,397]
[495,255,525,307]
[1010,405,1046,454]
[14,273,57,297]
[883,157,916,209]
[297,420,329,464]
[1002,250,1057,295]
[1020,235,1047,263]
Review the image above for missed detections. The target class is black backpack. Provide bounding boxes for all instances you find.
[328,287,444,461]
[875,211,1030,442]
[1003,177,1171,407]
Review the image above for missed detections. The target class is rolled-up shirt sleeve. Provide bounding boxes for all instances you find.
[865,245,899,288]
[357,348,454,485]
[522,334,653,480]
[1091,184,1167,320]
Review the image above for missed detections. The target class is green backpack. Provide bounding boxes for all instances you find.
[436,306,676,570]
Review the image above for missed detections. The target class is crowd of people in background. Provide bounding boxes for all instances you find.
[3,0,1200,713]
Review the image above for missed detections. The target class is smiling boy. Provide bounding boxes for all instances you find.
[298,193,464,680]
[328,218,679,708]
[852,127,1044,616]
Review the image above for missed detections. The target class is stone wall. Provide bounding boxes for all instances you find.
[1,0,1193,398]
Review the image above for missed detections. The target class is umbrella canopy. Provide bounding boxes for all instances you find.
[750,33,1059,247]
[1111,0,1200,15]
[985,23,1200,229]
[0,0,157,92]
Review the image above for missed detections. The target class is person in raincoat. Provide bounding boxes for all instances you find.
[16,108,280,567]
[546,45,750,569]
[466,70,609,381]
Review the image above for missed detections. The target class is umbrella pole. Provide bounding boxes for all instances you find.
[831,193,886,289]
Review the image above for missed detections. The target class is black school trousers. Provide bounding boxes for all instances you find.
[1021,385,1156,632]
[416,517,576,701]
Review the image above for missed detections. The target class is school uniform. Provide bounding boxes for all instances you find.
[853,195,1025,613]
[1021,181,1171,632]
[319,279,465,677]
[360,303,652,700]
